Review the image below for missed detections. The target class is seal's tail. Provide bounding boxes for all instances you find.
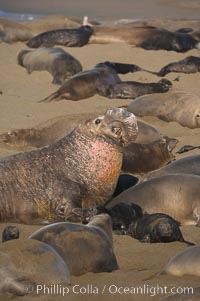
[38,91,60,103]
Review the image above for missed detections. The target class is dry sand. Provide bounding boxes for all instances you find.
[0,15,200,301]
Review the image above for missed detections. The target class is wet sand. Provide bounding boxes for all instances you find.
[0,11,200,301]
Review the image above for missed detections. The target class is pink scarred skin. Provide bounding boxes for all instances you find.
[0,108,138,224]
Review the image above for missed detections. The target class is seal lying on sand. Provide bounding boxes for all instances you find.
[0,108,138,223]
[140,154,200,182]
[0,239,70,296]
[128,213,194,245]
[0,114,162,149]
[156,56,200,77]
[26,25,94,48]
[0,18,33,43]
[159,245,200,277]
[127,91,200,128]
[139,31,200,52]
[106,174,200,226]
[18,47,82,84]
[122,136,177,174]
[40,61,172,102]
[29,214,119,276]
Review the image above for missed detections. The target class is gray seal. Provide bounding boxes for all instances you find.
[29,214,119,276]
[17,47,82,84]
[0,108,138,224]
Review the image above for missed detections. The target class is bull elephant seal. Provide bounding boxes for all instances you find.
[122,136,177,174]
[0,108,138,223]
[0,239,70,296]
[157,56,200,77]
[106,174,200,225]
[26,25,94,48]
[127,91,200,128]
[29,214,119,276]
[17,47,82,84]
[141,154,200,182]
[159,245,200,277]
[128,212,194,245]
[139,30,200,52]
[40,61,171,102]
[2,226,19,242]
[161,287,200,300]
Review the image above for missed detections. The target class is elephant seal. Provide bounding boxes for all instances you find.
[161,287,200,300]
[141,154,200,182]
[139,31,200,52]
[29,214,119,276]
[127,91,200,128]
[159,245,200,277]
[0,108,138,223]
[17,47,82,84]
[0,115,162,149]
[40,61,155,102]
[106,174,200,225]
[122,136,177,174]
[157,56,200,77]
[0,18,33,43]
[176,145,200,154]
[2,226,19,242]
[128,213,194,245]
[26,25,94,48]
[0,239,70,296]
[96,79,172,99]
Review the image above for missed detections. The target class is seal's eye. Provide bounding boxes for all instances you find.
[95,119,101,125]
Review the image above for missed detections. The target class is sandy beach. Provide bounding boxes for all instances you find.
[0,2,200,300]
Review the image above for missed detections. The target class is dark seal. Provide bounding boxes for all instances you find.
[40,61,172,102]
[0,108,138,224]
[2,226,19,242]
[26,25,94,48]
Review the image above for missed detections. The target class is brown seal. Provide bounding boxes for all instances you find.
[0,108,138,224]
[40,61,171,102]
[17,47,82,84]
[0,239,70,296]
[29,214,119,276]
[26,25,94,48]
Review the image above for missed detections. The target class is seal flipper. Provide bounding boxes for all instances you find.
[39,91,61,103]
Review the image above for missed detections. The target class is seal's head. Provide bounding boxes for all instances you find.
[81,108,138,147]
[2,226,20,242]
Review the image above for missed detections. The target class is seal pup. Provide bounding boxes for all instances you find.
[127,91,200,129]
[122,136,177,174]
[106,174,200,226]
[0,239,70,296]
[158,245,200,277]
[29,214,119,276]
[96,79,172,99]
[139,31,200,52]
[128,212,194,245]
[17,47,82,84]
[156,56,200,77]
[2,226,19,242]
[26,25,94,48]
[0,108,138,223]
[40,61,172,102]
[140,154,200,182]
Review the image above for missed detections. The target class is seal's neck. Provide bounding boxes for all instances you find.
[53,128,123,205]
